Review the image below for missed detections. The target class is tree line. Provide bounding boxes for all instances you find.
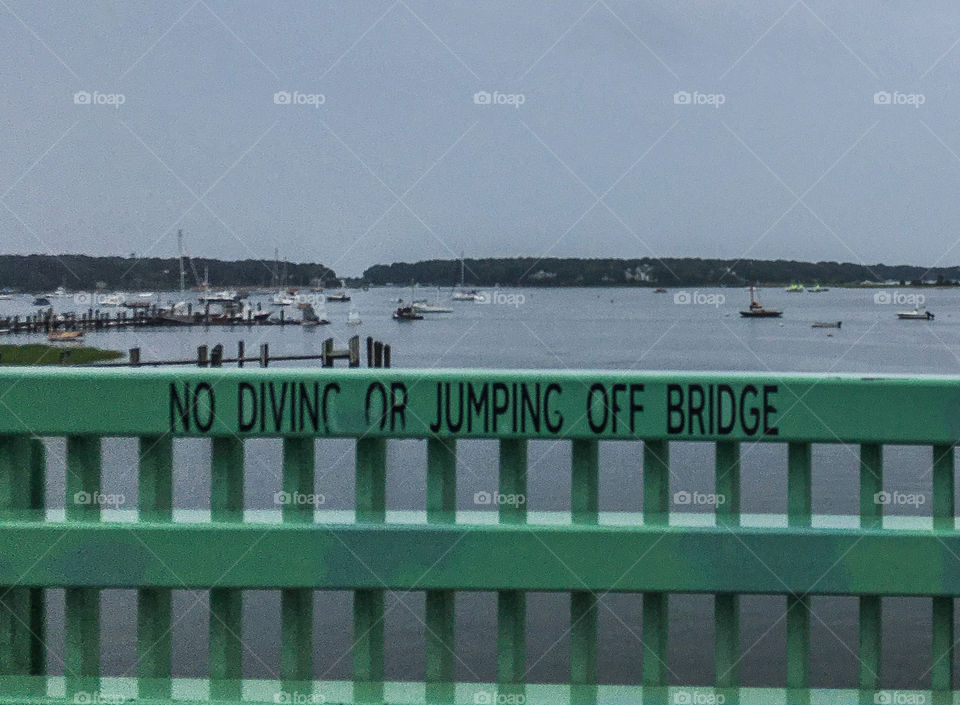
[361,257,960,287]
[0,254,338,291]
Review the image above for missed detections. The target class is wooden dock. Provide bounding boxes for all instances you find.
[0,305,306,335]
[93,335,391,368]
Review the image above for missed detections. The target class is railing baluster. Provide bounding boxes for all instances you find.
[715,441,740,694]
[932,445,954,694]
[643,440,669,693]
[571,440,598,705]
[859,444,883,693]
[354,438,386,703]
[27,439,46,681]
[498,439,527,695]
[137,435,173,700]
[426,438,456,704]
[0,435,34,689]
[282,438,315,692]
[786,442,812,700]
[210,437,244,701]
[65,436,101,697]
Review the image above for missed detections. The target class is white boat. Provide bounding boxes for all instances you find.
[50,286,68,297]
[200,289,241,303]
[452,254,482,301]
[897,307,934,320]
[272,291,296,306]
[0,294,13,301]
[99,293,125,306]
[347,307,362,326]
[414,286,454,313]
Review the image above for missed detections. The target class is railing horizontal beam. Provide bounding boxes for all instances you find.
[5,522,960,595]
[3,368,960,443]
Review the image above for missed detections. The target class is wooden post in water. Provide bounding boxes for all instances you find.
[197,345,209,368]
[237,341,244,368]
[366,336,373,367]
[349,335,360,367]
[210,344,223,368]
[129,348,140,366]
[383,344,391,368]
[373,341,383,368]
[322,338,334,367]
[259,343,269,368]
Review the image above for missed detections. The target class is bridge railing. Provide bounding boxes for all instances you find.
[0,367,958,704]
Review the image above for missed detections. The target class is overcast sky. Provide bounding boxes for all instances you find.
[3,2,960,276]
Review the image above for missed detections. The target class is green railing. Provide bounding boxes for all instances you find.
[0,367,958,704]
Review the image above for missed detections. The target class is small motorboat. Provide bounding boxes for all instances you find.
[272,291,296,306]
[897,308,934,320]
[325,281,351,302]
[654,287,667,293]
[347,308,362,326]
[393,303,423,320]
[452,289,482,302]
[48,330,83,342]
[812,321,841,328]
[740,286,782,318]
[33,296,51,306]
[808,284,829,293]
[784,283,804,292]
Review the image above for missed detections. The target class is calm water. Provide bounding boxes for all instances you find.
[7,286,958,688]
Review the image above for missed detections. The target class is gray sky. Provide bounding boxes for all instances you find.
[2,1,960,276]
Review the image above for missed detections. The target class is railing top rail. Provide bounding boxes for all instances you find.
[2,366,958,442]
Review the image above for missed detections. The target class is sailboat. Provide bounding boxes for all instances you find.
[451,255,482,302]
[414,286,454,313]
[740,285,782,318]
[347,304,362,326]
[326,281,351,302]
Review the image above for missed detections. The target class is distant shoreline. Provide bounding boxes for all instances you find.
[1,253,958,291]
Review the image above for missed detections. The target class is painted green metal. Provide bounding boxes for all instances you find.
[1,368,960,704]
[426,439,456,704]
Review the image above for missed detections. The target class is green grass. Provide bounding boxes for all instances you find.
[0,344,123,365]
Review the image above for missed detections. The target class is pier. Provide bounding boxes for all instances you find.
[0,304,307,335]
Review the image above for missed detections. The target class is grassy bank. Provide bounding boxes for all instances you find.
[0,344,123,365]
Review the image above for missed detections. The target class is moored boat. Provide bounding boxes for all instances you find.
[48,330,83,342]
[393,303,423,320]
[811,321,841,328]
[897,308,934,320]
[740,286,782,318]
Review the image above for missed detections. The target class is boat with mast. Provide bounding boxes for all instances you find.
[451,255,482,301]
[740,285,782,318]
